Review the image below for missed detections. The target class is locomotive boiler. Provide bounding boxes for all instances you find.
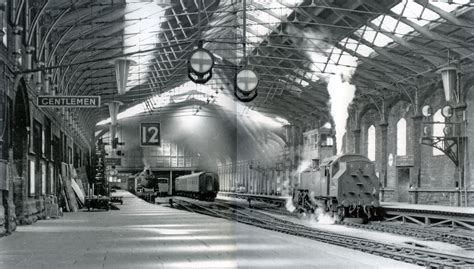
[175,172,219,201]
[294,154,382,222]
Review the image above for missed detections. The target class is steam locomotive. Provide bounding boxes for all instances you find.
[133,170,162,202]
[175,172,220,201]
[294,154,382,222]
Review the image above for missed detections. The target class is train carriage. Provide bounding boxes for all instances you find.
[175,172,219,201]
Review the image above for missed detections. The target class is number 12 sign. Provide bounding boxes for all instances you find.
[140,123,161,147]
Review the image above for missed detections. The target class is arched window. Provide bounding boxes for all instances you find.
[1,3,7,47]
[367,125,376,161]
[396,118,406,156]
[433,109,444,156]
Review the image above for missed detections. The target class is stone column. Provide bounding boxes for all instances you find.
[453,103,467,206]
[352,129,361,154]
[410,115,423,204]
[379,122,389,188]
[12,26,23,67]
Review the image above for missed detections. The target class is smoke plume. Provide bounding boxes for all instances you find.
[286,25,358,154]
[327,68,357,154]
[142,157,151,174]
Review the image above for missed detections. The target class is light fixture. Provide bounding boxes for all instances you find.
[421,105,433,117]
[113,58,136,95]
[423,126,431,137]
[188,41,214,84]
[236,69,259,94]
[443,126,453,136]
[441,105,453,118]
[108,101,123,126]
[438,66,459,102]
[234,68,259,102]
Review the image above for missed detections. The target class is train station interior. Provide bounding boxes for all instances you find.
[0,0,473,268]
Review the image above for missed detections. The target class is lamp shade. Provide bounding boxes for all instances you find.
[236,69,259,94]
[108,101,123,126]
[438,66,458,102]
[114,59,135,95]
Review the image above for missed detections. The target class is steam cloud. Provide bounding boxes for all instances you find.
[142,157,151,174]
[327,69,357,154]
[287,26,358,154]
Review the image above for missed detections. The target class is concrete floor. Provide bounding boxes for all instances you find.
[0,191,421,269]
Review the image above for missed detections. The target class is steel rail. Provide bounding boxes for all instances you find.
[173,198,474,268]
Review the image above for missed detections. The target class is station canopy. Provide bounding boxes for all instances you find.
[41,0,474,131]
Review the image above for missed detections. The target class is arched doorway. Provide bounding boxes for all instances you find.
[12,79,30,220]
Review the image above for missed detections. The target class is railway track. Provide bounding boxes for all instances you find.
[219,196,474,250]
[344,222,474,250]
[173,198,474,268]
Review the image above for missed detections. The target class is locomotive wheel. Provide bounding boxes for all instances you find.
[335,213,343,223]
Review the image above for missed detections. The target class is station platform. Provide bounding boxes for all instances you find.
[0,190,421,269]
[381,202,474,214]
[381,202,474,230]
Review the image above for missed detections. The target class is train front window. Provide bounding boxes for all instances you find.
[331,161,339,177]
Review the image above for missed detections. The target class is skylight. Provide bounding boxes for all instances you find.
[371,15,415,37]
[430,0,471,12]
[96,80,289,128]
[355,25,394,48]
[245,0,303,50]
[339,37,375,57]
[123,1,165,92]
[390,0,439,27]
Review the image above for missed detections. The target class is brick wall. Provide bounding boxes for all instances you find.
[356,87,473,205]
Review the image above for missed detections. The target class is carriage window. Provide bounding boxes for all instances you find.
[320,134,326,146]
[312,159,319,170]
[326,136,334,146]
[331,161,339,177]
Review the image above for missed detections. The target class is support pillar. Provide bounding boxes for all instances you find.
[168,170,173,195]
[410,115,423,204]
[12,26,23,67]
[379,122,388,188]
[453,104,467,206]
[352,129,361,154]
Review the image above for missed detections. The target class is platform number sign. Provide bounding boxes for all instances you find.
[140,123,161,147]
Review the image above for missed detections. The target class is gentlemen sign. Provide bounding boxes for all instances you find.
[37,96,101,108]
[140,123,161,146]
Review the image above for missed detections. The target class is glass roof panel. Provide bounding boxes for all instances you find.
[97,80,289,127]
[245,0,303,50]
[371,15,415,37]
[340,37,375,57]
[430,0,471,12]
[124,1,164,91]
[390,0,440,26]
[355,25,394,48]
